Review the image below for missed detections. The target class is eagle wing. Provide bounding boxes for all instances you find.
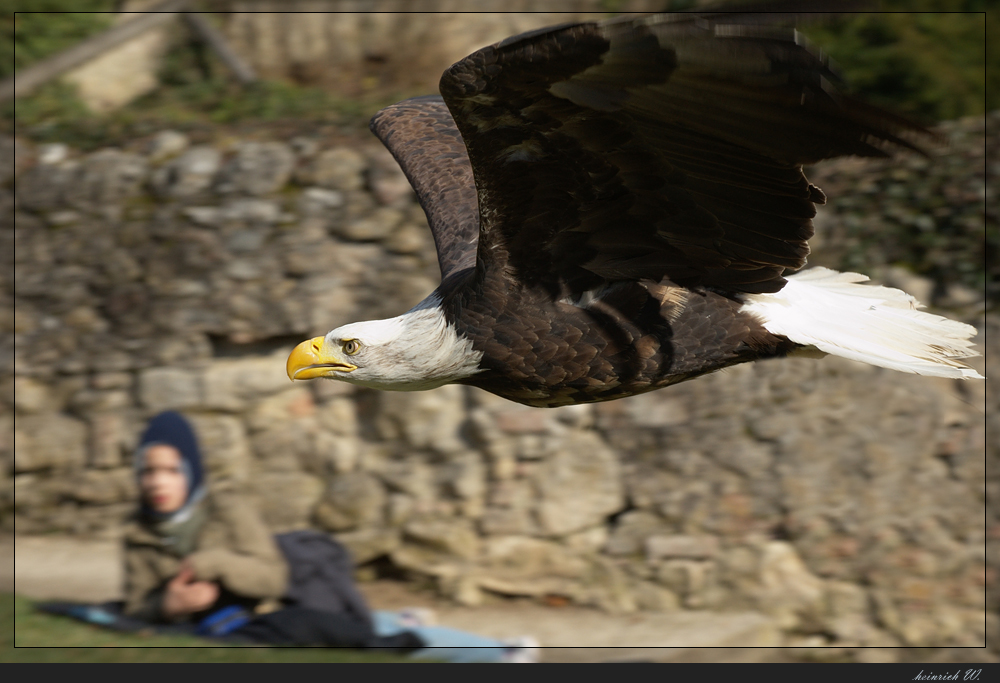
[370,95,480,280]
[438,13,929,295]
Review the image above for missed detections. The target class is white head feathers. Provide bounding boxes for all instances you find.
[324,294,483,391]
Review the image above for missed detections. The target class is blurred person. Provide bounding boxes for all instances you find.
[122,411,537,660]
[125,410,288,623]
[124,411,419,650]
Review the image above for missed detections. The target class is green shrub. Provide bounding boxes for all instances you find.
[2,5,988,156]
[800,2,988,122]
[4,1,117,80]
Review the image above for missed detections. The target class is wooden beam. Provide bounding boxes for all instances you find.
[0,0,187,103]
[182,11,257,85]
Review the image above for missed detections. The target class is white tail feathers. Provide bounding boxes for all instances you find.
[740,267,984,380]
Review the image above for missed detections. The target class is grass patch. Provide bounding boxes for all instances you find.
[2,76,399,152]
[2,594,412,662]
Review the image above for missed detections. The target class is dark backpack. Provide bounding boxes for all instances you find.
[274,529,374,627]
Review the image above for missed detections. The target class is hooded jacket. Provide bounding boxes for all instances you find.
[123,412,288,622]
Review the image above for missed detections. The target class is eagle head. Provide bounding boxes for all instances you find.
[286,296,483,391]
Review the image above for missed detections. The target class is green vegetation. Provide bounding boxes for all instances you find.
[801,1,989,123]
[3,77,388,151]
[4,6,989,149]
[3,1,116,80]
[4,6,396,149]
[138,74,379,128]
[2,593,412,662]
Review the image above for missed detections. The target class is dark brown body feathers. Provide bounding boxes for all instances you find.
[441,264,793,407]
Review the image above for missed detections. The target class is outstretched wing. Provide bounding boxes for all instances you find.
[439,13,929,295]
[370,96,479,280]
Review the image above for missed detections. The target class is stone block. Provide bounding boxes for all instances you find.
[367,145,414,207]
[626,393,691,428]
[652,559,717,609]
[247,387,315,433]
[216,142,295,196]
[0,135,22,184]
[66,468,136,505]
[630,579,681,612]
[604,510,669,557]
[221,197,281,224]
[483,536,589,579]
[438,574,484,607]
[389,544,465,580]
[563,525,609,553]
[306,148,366,191]
[474,573,583,602]
[403,516,480,560]
[579,557,639,614]
[386,492,415,526]
[138,367,202,413]
[88,412,130,469]
[711,441,774,478]
[16,158,78,211]
[13,377,50,414]
[250,470,324,532]
[439,452,486,502]
[69,389,130,414]
[151,146,221,198]
[487,448,517,481]
[250,428,312,473]
[203,352,297,411]
[225,259,262,282]
[90,372,132,391]
[282,241,343,277]
[147,130,189,162]
[315,397,358,436]
[376,384,468,454]
[335,206,403,241]
[13,414,87,472]
[645,535,720,561]
[64,150,148,208]
[478,505,536,537]
[313,471,386,532]
[383,222,428,254]
[754,541,826,630]
[182,206,222,226]
[0,413,12,462]
[378,458,436,503]
[534,431,625,536]
[309,431,359,475]
[494,409,549,435]
[334,527,401,565]
[12,473,56,514]
[298,187,344,215]
[187,414,251,483]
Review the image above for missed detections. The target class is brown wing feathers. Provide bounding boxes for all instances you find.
[369,96,480,279]
[435,15,928,295]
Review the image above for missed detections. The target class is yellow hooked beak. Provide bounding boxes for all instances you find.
[286,336,357,381]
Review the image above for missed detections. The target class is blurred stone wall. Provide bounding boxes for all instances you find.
[219,1,662,96]
[51,3,666,113]
[5,113,991,652]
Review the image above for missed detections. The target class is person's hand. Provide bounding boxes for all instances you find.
[162,563,219,618]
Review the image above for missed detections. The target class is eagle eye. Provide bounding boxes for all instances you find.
[343,339,361,355]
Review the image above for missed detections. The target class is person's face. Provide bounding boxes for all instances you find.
[140,445,188,514]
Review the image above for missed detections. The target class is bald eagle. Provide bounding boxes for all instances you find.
[286,13,983,408]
